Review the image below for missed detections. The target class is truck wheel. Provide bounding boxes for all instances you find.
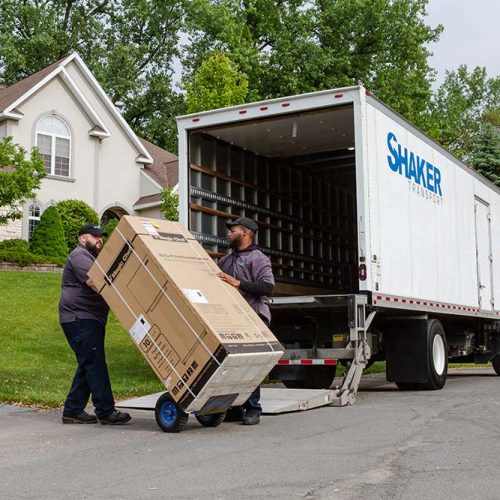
[303,366,337,389]
[491,355,500,375]
[282,380,304,389]
[195,412,226,427]
[395,382,419,391]
[419,320,448,390]
[155,393,188,433]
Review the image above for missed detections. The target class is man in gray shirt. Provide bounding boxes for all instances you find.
[218,217,275,425]
[59,224,131,425]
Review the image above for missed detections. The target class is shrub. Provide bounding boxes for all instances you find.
[0,238,30,252]
[29,206,68,258]
[0,250,65,267]
[102,217,119,243]
[54,199,99,250]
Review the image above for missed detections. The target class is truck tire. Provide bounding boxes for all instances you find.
[491,355,500,375]
[419,319,448,390]
[395,382,419,391]
[304,365,337,389]
[281,366,336,389]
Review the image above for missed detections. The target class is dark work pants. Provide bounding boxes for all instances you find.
[61,319,115,418]
[233,316,269,417]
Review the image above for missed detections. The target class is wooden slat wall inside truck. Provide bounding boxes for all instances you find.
[188,132,359,295]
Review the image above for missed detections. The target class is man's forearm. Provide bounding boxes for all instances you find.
[238,280,274,296]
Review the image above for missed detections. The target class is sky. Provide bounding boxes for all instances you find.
[425,0,500,86]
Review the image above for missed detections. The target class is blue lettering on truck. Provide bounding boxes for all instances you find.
[387,132,443,197]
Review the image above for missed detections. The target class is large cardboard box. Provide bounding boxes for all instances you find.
[89,216,283,414]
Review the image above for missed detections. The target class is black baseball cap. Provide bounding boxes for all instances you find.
[225,217,259,233]
[78,224,107,237]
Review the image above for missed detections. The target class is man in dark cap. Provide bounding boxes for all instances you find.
[59,223,131,425]
[217,217,275,425]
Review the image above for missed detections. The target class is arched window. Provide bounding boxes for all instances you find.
[28,202,42,241]
[36,115,71,177]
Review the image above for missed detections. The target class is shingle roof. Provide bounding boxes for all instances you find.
[133,193,162,207]
[0,56,70,112]
[139,138,178,188]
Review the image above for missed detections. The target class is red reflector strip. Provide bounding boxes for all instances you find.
[282,102,290,107]
[239,110,247,114]
[277,359,337,366]
[192,117,200,122]
[335,93,343,98]
[260,106,268,111]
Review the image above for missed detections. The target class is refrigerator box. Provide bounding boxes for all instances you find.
[88,216,283,414]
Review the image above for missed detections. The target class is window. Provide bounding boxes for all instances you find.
[28,202,42,241]
[36,115,71,177]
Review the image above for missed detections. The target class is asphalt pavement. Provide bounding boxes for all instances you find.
[1,368,500,499]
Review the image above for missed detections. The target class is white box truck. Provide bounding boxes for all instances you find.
[176,86,500,404]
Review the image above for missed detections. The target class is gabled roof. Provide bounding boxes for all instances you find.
[0,53,152,164]
[140,138,178,188]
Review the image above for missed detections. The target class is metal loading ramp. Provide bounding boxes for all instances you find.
[260,388,335,414]
[116,388,335,415]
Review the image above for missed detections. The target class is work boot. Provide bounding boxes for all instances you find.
[98,409,132,425]
[62,410,98,424]
[242,413,260,425]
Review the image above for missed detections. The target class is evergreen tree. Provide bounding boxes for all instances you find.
[30,206,68,258]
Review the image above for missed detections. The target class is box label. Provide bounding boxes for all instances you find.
[142,220,160,237]
[129,314,151,344]
[182,288,209,304]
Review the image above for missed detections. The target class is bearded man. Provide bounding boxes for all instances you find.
[217,217,275,425]
[58,224,131,426]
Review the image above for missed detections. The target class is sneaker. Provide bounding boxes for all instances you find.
[242,413,260,425]
[62,410,98,424]
[98,409,132,425]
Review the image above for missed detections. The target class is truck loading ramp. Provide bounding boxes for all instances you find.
[116,387,336,415]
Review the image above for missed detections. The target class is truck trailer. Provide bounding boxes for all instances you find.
[176,86,500,403]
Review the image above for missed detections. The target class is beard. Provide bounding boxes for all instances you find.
[85,240,101,256]
[228,234,242,250]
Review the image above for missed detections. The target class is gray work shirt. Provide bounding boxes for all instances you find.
[218,245,275,324]
[59,245,109,325]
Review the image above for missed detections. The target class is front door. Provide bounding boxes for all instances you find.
[474,197,494,310]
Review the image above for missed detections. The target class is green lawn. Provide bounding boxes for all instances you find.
[0,271,162,407]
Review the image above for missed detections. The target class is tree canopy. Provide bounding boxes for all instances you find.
[0,137,46,225]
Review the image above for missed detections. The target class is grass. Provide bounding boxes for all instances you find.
[0,271,162,407]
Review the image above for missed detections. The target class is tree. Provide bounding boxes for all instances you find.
[470,122,500,187]
[53,200,99,251]
[160,188,179,221]
[184,0,442,128]
[428,66,500,160]
[0,137,46,225]
[186,52,249,113]
[29,206,68,258]
[0,0,183,152]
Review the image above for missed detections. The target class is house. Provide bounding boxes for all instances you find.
[0,53,177,241]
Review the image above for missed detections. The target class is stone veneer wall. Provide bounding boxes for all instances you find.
[0,207,23,241]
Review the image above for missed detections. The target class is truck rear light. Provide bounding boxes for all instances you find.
[359,264,367,281]
[260,106,268,111]
[281,102,290,107]
[192,117,200,122]
[335,93,343,98]
[239,110,247,114]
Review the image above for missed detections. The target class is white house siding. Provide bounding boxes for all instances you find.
[64,61,145,215]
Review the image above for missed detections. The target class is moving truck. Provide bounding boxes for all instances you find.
[175,86,500,401]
